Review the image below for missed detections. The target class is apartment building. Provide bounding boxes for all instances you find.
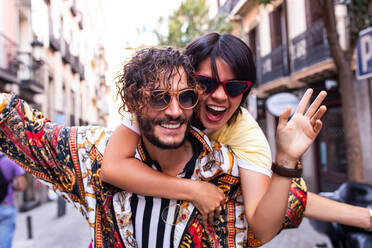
[0,0,19,93]
[219,0,372,192]
[0,0,109,207]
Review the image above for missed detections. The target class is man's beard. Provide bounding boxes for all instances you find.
[138,115,190,149]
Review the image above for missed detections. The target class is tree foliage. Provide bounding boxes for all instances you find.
[348,0,372,48]
[155,0,233,47]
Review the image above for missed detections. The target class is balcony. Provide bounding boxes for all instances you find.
[79,63,85,80]
[0,32,19,84]
[259,45,290,85]
[70,0,77,16]
[49,34,61,52]
[291,20,331,73]
[61,39,72,65]
[17,52,44,94]
[219,0,240,14]
[78,18,84,30]
[71,56,79,74]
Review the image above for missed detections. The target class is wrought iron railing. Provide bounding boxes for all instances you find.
[70,0,77,16]
[17,52,44,93]
[61,39,72,65]
[291,20,331,72]
[49,35,61,52]
[259,45,290,85]
[71,55,79,74]
[0,32,18,82]
[79,62,85,80]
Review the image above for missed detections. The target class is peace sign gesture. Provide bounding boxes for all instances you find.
[275,89,327,165]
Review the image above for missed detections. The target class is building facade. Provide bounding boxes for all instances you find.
[0,0,109,208]
[218,0,372,192]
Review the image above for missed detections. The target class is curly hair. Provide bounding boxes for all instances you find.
[117,47,201,116]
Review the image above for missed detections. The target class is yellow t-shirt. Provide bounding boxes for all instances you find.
[121,107,272,176]
[207,107,272,176]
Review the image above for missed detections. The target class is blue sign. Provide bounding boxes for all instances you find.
[356,27,372,80]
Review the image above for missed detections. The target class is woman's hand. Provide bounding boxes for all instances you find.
[276,89,327,165]
[190,181,225,226]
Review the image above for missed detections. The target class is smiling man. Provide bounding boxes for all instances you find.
[0,47,250,247]
[0,47,318,248]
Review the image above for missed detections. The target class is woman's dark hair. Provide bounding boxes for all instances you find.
[185,32,256,125]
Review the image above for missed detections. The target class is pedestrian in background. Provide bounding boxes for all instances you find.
[0,151,26,248]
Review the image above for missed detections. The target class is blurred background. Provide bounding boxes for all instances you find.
[0,0,371,247]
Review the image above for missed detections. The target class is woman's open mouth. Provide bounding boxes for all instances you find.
[205,105,227,122]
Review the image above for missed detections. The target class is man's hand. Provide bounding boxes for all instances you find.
[275,89,327,166]
[191,181,225,226]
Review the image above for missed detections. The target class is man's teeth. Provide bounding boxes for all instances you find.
[161,123,181,129]
[209,105,226,112]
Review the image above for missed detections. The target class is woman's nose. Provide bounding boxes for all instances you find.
[210,85,228,101]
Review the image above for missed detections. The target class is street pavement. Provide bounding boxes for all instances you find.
[13,200,90,248]
[12,200,333,248]
[261,218,333,248]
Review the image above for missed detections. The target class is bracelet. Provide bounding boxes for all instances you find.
[271,160,303,178]
[366,208,372,231]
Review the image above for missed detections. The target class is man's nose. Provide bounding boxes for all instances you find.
[164,96,183,117]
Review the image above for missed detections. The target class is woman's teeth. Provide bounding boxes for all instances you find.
[161,123,181,129]
[208,105,226,112]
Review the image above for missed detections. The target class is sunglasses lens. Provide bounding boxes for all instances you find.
[225,82,250,97]
[179,90,198,109]
[150,91,170,109]
[196,76,218,94]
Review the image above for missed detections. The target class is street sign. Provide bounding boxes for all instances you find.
[356,27,372,80]
[266,92,299,117]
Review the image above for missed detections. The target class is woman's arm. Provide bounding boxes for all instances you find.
[241,89,327,243]
[305,192,371,229]
[100,124,225,224]
[240,159,294,243]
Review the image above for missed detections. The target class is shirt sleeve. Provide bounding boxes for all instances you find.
[0,93,91,210]
[121,111,140,134]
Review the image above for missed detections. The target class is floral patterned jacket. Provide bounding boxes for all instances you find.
[0,93,307,247]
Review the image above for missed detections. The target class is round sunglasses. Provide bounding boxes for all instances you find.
[194,74,252,98]
[149,88,199,111]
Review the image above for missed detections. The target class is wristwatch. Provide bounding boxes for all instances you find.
[271,160,303,178]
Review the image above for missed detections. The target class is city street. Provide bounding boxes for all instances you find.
[13,201,90,248]
[12,200,332,248]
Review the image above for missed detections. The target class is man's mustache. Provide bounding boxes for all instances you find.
[153,116,188,126]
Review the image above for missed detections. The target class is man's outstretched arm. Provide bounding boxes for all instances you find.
[0,93,90,207]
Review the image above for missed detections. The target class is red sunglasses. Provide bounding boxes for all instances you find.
[194,74,252,98]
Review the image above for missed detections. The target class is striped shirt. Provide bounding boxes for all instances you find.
[130,136,202,248]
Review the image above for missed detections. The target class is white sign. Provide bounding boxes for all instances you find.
[356,27,372,80]
[266,92,299,117]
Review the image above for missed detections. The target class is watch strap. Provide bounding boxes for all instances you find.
[271,160,303,178]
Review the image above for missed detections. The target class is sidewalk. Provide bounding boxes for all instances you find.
[262,218,332,248]
[12,200,332,248]
[13,200,90,248]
